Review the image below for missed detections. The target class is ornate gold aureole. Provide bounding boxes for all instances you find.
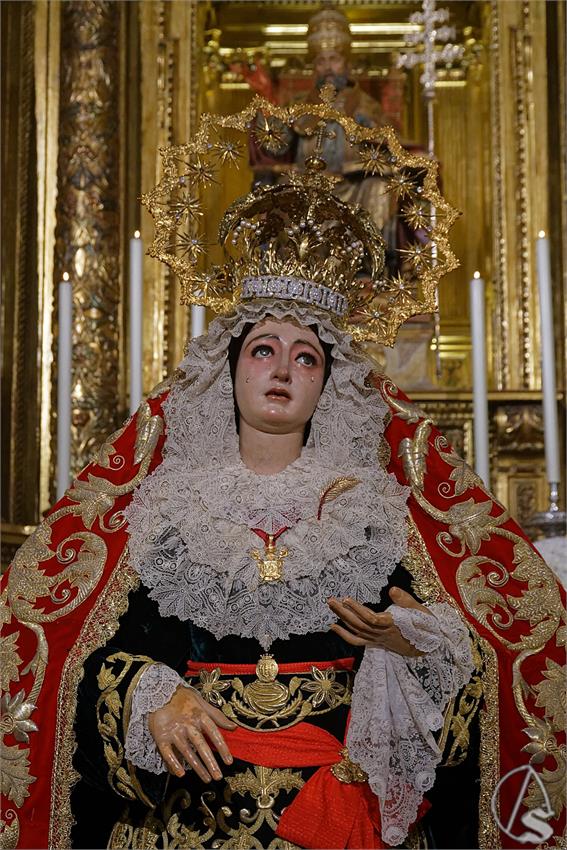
[142,89,459,347]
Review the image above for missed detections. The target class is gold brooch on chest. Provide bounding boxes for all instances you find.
[251,533,289,582]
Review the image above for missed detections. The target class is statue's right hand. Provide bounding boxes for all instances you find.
[147,685,236,782]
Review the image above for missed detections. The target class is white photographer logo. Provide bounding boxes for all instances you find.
[491,765,555,844]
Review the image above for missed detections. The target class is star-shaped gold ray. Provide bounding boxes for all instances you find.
[178,158,218,186]
[402,202,432,231]
[165,231,208,260]
[359,144,391,177]
[398,242,434,271]
[387,172,417,199]
[211,139,243,166]
[155,193,203,224]
[254,113,291,155]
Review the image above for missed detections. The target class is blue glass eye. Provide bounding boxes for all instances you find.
[251,344,273,358]
[296,351,317,366]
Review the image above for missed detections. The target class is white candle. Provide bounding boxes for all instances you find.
[57,273,72,500]
[536,232,561,485]
[470,272,490,486]
[129,231,143,414]
[191,305,206,338]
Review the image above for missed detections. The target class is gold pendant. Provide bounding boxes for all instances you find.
[251,534,288,582]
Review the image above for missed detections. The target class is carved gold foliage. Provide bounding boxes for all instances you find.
[54,1,121,475]
[398,420,432,490]
[0,743,35,808]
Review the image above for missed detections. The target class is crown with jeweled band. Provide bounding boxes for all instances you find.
[142,86,459,346]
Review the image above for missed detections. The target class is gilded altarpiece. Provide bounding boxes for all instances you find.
[1,0,565,564]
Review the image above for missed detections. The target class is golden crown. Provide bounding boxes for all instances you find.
[142,87,459,345]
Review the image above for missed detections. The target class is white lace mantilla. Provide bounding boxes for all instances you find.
[125,302,410,649]
[346,602,474,846]
[125,663,184,774]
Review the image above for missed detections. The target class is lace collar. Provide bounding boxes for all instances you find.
[125,302,410,648]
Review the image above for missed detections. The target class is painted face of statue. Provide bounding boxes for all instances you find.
[234,319,326,436]
[314,50,350,91]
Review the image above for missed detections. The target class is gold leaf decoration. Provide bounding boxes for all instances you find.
[398,420,432,491]
[134,401,164,466]
[438,448,483,497]
[0,691,38,744]
[0,743,35,807]
[318,476,360,518]
[533,659,566,732]
[96,663,116,692]
[445,499,498,555]
[0,633,22,691]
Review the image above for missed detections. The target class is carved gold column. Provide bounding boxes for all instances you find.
[53,1,122,485]
[486,0,565,515]
[139,0,206,384]
[1,2,40,525]
[488,0,550,391]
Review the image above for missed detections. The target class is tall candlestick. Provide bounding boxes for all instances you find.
[129,231,143,414]
[57,273,72,500]
[536,231,561,487]
[470,272,490,486]
[191,305,206,338]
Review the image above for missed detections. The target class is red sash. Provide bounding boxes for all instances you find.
[187,658,429,849]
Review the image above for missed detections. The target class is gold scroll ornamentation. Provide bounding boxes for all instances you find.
[387,386,566,837]
[2,401,162,843]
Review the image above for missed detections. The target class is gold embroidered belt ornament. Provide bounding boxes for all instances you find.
[186,655,353,731]
[250,526,289,582]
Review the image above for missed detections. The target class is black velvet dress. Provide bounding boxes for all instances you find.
[71,563,480,850]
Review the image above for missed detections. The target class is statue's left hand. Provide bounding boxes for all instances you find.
[327,587,431,657]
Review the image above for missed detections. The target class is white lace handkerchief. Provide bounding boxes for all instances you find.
[346,602,474,846]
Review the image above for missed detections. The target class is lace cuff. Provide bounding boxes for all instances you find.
[346,602,474,846]
[124,663,184,774]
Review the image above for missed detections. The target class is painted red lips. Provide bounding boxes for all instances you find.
[266,386,291,400]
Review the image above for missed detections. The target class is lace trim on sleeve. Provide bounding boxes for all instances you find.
[124,663,184,775]
[346,602,474,847]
